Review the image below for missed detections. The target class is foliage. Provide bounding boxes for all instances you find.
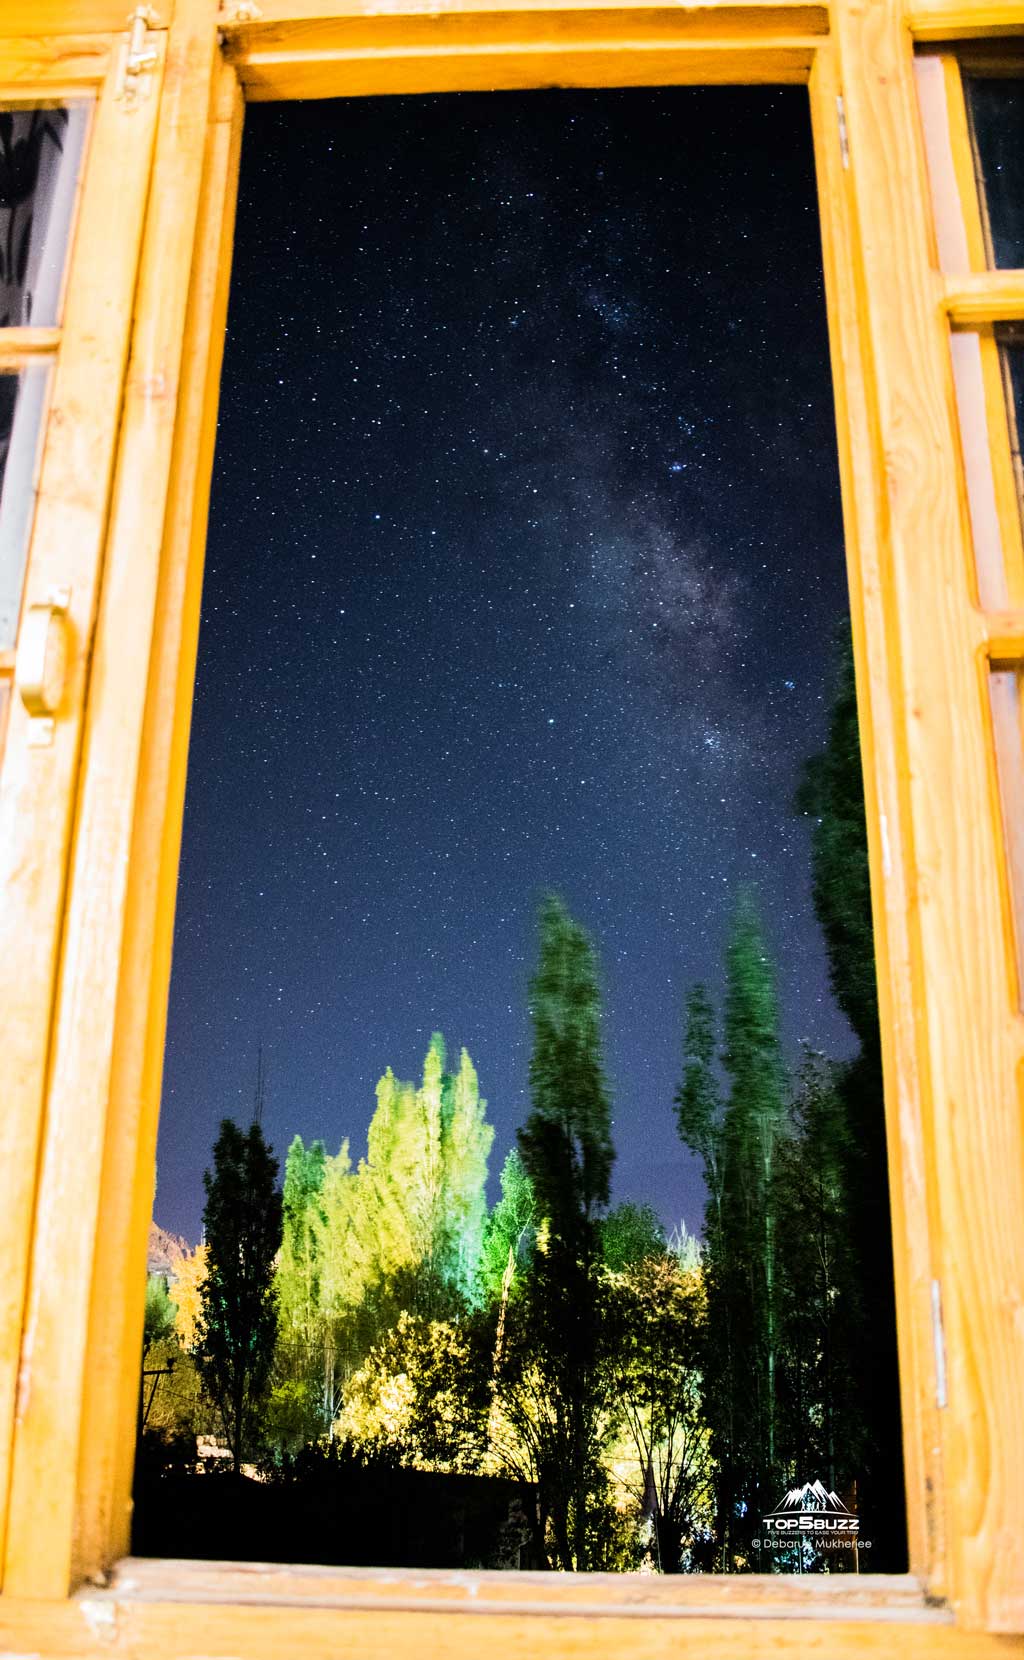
[171,1242,208,1352]
[519,894,613,1234]
[605,1254,713,1572]
[600,1201,665,1273]
[795,629,905,1563]
[196,1118,283,1473]
[774,1048,864,1497]
[478,1147,537,1303]
[143,1273,178,1363]
[504,893,617,1570]
[335,1309,489,1472]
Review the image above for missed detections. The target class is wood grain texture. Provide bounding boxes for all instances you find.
[0,328,60,363]
[0,1,172,32]
[1,0,219,1600]
[907,0,1024,38]
[226,8,823,96]
[945,273,1024,325]
[0,1559,1002,1660]
[808,38,948,1595]
[1,1575,1021,1660]
[834,0,1024,1632]
[101,1556,944,1613]
[0,32,115,84]
[102,53,244,1574]
[0,34,162,1594]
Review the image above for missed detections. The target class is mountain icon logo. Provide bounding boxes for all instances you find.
[760,1476,861,1544]
[773,1480,856,1516]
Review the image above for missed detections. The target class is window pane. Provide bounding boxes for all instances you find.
[0,104,89,328]
[145,89,906,1576]
[0,365,50,649]
[1002,331,1024,525]
[988,665,1024,1006]
[964,76,1024,269]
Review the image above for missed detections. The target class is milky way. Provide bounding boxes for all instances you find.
[156,88,859,1243]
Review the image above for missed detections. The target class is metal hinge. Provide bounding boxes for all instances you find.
[116,6,159,108]
[836,94,850,169]
[931,1278,948,1409]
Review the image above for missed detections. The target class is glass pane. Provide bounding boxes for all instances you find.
[1002,331,1024,526]
[0,365,50,649]
[0,104,89,328]
[988,665,1024,1006]
[964,76,1024,269]
[144,89,905,1577]
[949,331,1009,607]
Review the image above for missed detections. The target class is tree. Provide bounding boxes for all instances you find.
[675,898,788,1568]
[600,1201,665,1273]
[719,886,787,1541]
[142,1273,178,1365]
[171,1241,208,1352]
[196,1118,282,1473]
[509,893,616,1570]
[438,1044,494,1303]
[605,1253,713,1571]
[674,979,740,1567]
[795,629,905,1565]
[275,1135,330,1433]
[335,1309,489,1472]
[774,1047,863,1505]
[478,1147,537,1303]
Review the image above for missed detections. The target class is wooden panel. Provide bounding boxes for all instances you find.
[907,0,1024,41]
[0,38,163,1593]
[946,272,1024,325]
[833,0,1024,1634]
[1,1575,1024,1660]
[1,0,221,1600]
[0,330,61,365]
[225,7,825,97]
[101,54,244,1573]
[0,33,115,86]
[808,38,947,1595]
[0,1,172,33]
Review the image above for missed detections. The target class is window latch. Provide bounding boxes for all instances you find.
[117,6,159,108]
[15,586,71,748]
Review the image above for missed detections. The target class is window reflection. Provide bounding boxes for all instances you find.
[964,76,1024,269]
[0,104,89,329]
[0,366,50,650]
[1001,330,1024,526]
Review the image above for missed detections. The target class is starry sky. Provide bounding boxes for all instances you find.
[156,87,859,1245]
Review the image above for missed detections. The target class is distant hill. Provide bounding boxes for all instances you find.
[147,1221,191,1279]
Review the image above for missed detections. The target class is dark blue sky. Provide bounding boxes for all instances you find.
[156,87,856,1244]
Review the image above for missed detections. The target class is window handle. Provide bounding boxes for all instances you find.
[16,586,71,747]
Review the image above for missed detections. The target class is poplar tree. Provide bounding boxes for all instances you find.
[438,1044,494,1303]
[478,1147,537,1304]
[197,1119,282,1473]
[275,1135,329,1423]
[720,886,787,1518]
[796,629,904,1564]
[673,981,739,1566]
[512,893,615,1570]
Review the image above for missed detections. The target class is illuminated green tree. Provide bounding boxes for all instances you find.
[478,1147,537,1303]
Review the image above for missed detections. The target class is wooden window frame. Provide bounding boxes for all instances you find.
[3,0,1024,1652]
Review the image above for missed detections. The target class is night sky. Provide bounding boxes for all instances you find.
[156,87,858,1245]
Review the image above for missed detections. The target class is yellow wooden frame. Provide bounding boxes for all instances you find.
[2,0,1024,1652]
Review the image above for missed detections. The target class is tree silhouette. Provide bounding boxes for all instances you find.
[197,1118,282,1473]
